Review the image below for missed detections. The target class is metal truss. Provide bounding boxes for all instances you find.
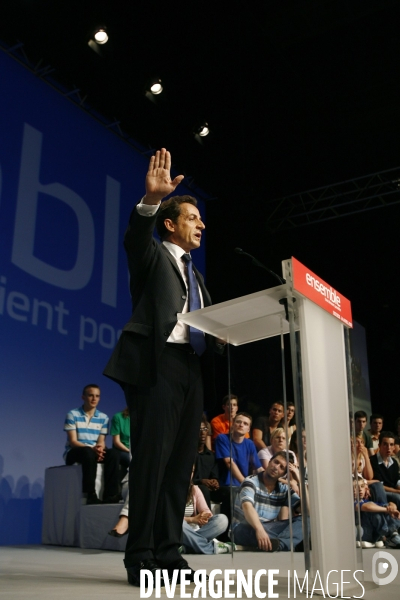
[265,167,400,232]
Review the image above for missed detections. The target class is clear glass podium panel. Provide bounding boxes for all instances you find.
[179,270,363,591]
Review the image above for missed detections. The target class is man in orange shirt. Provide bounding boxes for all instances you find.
[211,394,250,442]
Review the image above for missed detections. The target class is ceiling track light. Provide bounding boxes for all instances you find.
[93,28,108,45]
[145,78,164,103]
[194,122,210,144]
[149,78,163,95]
[198,123,209,137]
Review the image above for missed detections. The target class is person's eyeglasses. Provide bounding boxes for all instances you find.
[199,427,208,432]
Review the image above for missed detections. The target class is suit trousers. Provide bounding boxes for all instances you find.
[123,344,204,567]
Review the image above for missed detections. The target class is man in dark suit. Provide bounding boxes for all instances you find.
[104,148,218,586]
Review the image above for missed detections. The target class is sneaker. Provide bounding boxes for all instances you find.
[361,541,375,548]
[213,540,237,554]
[375,540,385,548]
[356,541,361,548]
[386,532,400,548]
[269,538,281,552]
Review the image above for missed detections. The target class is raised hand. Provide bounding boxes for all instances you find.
[144,148,184,204]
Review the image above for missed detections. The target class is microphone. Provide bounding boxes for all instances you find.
[234,248,286,285]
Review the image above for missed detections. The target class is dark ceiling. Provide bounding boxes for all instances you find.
[1,0,400,418]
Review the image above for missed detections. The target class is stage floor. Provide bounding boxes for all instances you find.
[0,545,399,599]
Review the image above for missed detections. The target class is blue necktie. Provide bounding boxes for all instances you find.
[182,253,207,356]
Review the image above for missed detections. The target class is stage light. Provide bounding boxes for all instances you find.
[150,79,163,95]
[94,28,108,45]
[198,123,209,137]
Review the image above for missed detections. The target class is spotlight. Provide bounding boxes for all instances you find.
[150,79,163,95]
[94,28,108,45]
[198,123,209,137]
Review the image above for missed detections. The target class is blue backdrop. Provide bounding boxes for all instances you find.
[0,48,206,544]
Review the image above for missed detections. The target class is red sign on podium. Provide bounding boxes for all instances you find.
[292,257,353,328]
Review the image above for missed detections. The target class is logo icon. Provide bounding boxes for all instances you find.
[372,551,398,585]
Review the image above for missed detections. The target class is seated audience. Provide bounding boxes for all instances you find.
[211,394,249,443]
[354,411,374,456]
[252,401,285,451]
[64,384,120,504]
[193,414,220,509]
[353,477,400,548]
[109,471,232,554]
[215,412,263,487]
[258,428,296,470]
[111,407,130,480]
[370,431,400,510]
[181,475,232,555]
[368,414,384,453]
[232,451,307,551]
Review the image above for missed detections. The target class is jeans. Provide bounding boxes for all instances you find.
[233,515,304,551]
[181,514,229,554]
[360,512,398,542]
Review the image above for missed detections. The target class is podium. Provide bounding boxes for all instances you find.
[179,257,361,593]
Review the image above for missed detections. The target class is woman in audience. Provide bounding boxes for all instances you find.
[351,434,374,481]
[280,402,296,442]
[181,473,232,554]
[258,428,296,470]
[111,407,130,480]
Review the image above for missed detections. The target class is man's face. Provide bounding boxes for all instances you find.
[379,437,395,459]
[224,399,238,419]
[355,417,367,433]
[371,418,383,434]
[269,403,284,423]
[267,456,287,479]
[82,387,100,411]
[165,203,205,252]
[234,415,251,436]
[199,422,208,445]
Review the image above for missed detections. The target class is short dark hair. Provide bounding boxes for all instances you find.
[270,401,284,409]
[82,384,100,395]
[370,413,384,424]
[379,431,396,445]
[270,450,288,464]
[395,437,400,445]
[235,411,252,426]
[354,411,367,420]
[222,394,238,406]
[156,195,198,240]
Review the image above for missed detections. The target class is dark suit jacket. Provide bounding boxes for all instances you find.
[103,206,214,389]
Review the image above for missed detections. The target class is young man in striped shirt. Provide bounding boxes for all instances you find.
[232,450,306,551]
[64,384,120,504]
